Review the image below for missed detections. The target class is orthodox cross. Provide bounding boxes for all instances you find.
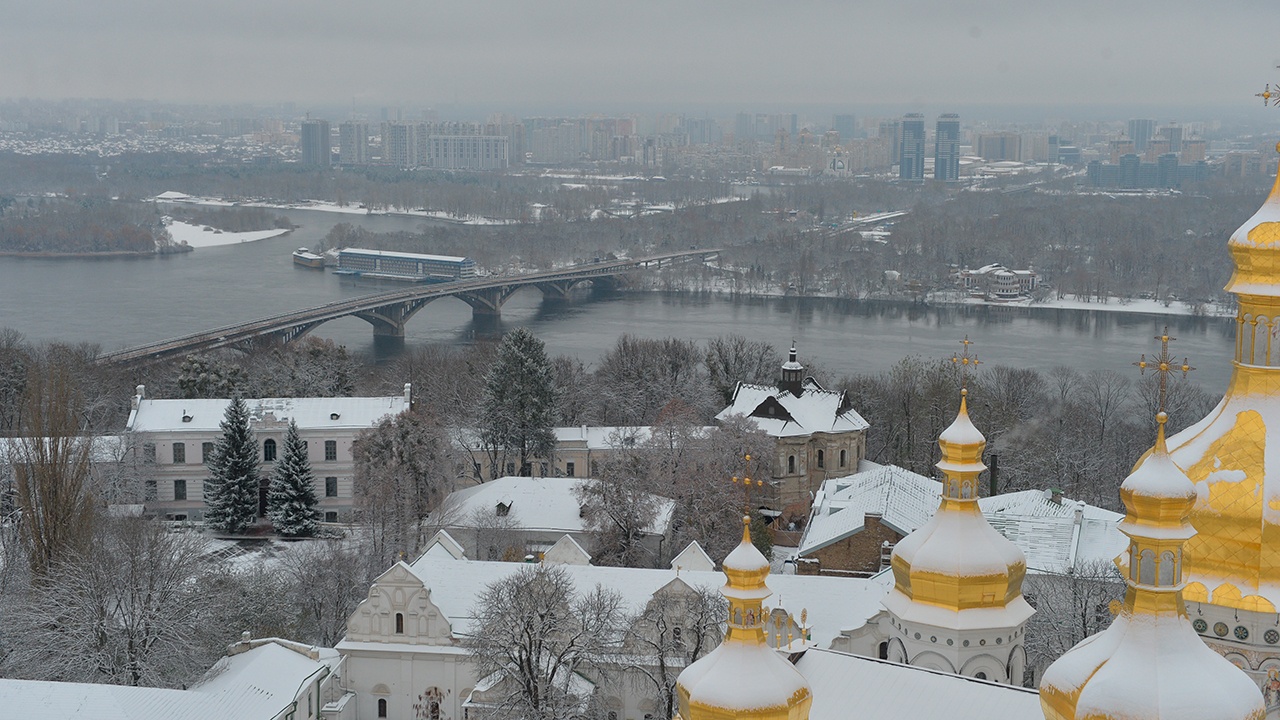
[731,453,765,516]
[1258,76,1280,106]
[951,335,982,389]
[1133,326,1194,414]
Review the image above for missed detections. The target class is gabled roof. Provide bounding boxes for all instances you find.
[422,530,467,560]
[795,648,1040,720]
[544,534,592,565]
[798,466,1126,575]
[127,395,408,433]
[429,476,675,537]
[670,540,716,573]
[717,380,869,438]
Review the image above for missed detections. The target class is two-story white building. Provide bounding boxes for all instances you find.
[124,384,411,522]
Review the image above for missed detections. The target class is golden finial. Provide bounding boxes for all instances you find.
[1257,81,1280,107]
[730,453,764,516]
[1133,325,1194,415]
[951,335,982,390]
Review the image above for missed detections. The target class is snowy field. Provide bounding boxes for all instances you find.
[165,220,291,248]
[155,191,517,226]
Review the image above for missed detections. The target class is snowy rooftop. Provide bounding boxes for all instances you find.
[395,553,889,648]
[0,640,337,720]
[430,476,675,537]
[717,379,869,438]
[799,464,1125,574]
[339,247,471,263]
[127,393,408,433]
[796,648,1041,720]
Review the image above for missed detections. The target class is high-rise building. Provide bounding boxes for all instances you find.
[338,122,370,166]
[299,120,331,166]
[833,114,856,142]
[1109,139,1135,164]
[382,123,417,168]
[899,114,926,181]
[1182,138,1207,163]
[934,113,961,182]
[976,132,1021,162]
[879,119,902,166]
[425,135,509,170]
[1128,118,1156,152]
[1160,122,1184,153]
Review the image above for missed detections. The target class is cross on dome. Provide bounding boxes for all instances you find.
[1132,325,1194,415]
[950,335,982,389]
[730,453,765,516]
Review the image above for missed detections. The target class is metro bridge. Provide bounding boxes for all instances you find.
[97,248,720,366]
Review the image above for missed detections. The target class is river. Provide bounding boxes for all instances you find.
[0,207,1238,393]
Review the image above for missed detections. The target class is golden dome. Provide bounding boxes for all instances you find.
[886,390,1032,617]
[1040,416,1265,720]
[675,518,812,720]
[1166,149,1280,611]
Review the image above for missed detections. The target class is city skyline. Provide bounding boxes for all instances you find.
[1,0,1276,115]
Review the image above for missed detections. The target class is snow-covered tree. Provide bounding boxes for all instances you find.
[622,584,725,720]
[478,327,557,479]
[1024,559,1125,684]
[268,419,318,537]
[204,397,260,534]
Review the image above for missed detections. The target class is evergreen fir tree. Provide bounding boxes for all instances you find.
[204,396,260,533]
[268,419,319,537]
[479,327,557,478]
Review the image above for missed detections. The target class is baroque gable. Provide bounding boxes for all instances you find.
[347,561,453,644]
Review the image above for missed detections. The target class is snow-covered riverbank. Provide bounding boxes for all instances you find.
[165,220,291,248]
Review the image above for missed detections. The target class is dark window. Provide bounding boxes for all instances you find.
[202,442,215,462]
[540,462,548,477]
[975,671,987,680]
[324,511,338,523]
[566,461,575,477]
[378,699,387,718]
[143,443,156,463]
[505,462,515,475]
[590,460,598,475]
[840,449,847,467]
[263,439,277,462]
[788,455,796,474]
[496,502,510,517]
[395,613,404,634]
[878,641,889,659]
[817,449,824,468]
[173,479,187,501]
[324,440,337,461]
[172,442,186,464]
[672,627,683,646]
[145,479,157,501]
[325,477,338,497]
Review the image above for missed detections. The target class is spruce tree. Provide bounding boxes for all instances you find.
[479,327,557,478]
[268,419,319,537]
[204,396,260,533]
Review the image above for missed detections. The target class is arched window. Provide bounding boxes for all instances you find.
[1159,551,1177,585]
[878,641,889,660]
[378,698,388,718]
[840,449,847,467]
[263,439,277,462]
[430,701,441,720]
[395,612,404,634]
[817,449,824,468]
[975,671,987,680]
[788,455,796,474]
[672,627,683,646]
[1139,549,1156,585]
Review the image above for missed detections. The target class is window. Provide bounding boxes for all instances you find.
[496,502,510,517]
[566,461,575,477]
[975,671,987,680]
[378,699,387,718]
[840,449,847,467]
[174,479,187,501]
[324,440,337,461]
[202,442,215,462]
[672,627,683,647]
[263,438,277,462]
[817,449,824,468]
[172,442,186,464]
[506,462,516,475]
[788,455,796,474]
[395,613,404,634]
[325,477,338,497]
[143,442,156,463]
[540,462,548,477]
[145,479,157,502]
[325,511,338,523]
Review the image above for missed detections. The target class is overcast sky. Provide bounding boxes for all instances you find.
[3,0,1278,117]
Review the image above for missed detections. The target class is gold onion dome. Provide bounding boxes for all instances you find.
[1040,414,1265,720]
[885,389,1032,619]
[675,517,812,720]
[1165,147,1280,611]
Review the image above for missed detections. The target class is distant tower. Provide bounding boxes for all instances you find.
[935,113,961,182]
[1128,118,1156,152]
[299,120,331,166]
[338,122,370,166]
[833,114,857,142]
[1039,411,1264,720]
[780,345,805,397]
[882,385,1034,683]
[675,517,812,720]
[899,113,926,181]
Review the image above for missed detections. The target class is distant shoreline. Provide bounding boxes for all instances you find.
[0,248,189,259]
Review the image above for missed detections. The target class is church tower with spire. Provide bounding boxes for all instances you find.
[880,373,1034,683]
[675,517,812,720]
[1039,409,1265,720]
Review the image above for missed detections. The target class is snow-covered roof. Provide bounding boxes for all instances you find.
[799,465,1125,575]
[396,554,889,648]
[454,426,717,452]
[127,394,408,433]
[717,379,869,438]
[339,247,470,263]
[543,534,593,565]
[0,640,337,720]
[670,541,716,573]
[795,648,1041,720]
[430,476,675,537]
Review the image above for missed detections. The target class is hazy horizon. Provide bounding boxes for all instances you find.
[4,0,1278,120]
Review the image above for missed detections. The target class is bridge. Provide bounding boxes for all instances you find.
[97,249,720,365]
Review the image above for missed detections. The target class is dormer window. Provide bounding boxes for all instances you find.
[330,412,340,420]
[181,412,193,423]
[496,502,511,517]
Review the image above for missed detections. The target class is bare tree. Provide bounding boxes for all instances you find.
[576,437,664,568]
[704,335,779,405]
[622,583,725,720]
[1023,560,1125,682]
[278,539,374,646]
[466,564,625,720]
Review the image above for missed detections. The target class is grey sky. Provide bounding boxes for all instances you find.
[2,0,1277,114]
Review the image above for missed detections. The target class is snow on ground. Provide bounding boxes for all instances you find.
[155,192,517,225]
[932,292,1233,318]
[165,220,291,248]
